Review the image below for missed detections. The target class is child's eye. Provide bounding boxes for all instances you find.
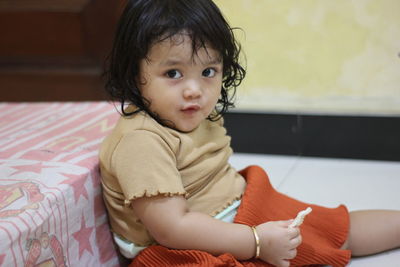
[202,68,216,78]
[166,70,182,79]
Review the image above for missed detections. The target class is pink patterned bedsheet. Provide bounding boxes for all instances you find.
[0,102,121,267]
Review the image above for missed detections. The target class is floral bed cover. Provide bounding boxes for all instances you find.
[0,102,121,267]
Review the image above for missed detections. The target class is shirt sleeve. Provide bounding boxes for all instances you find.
[111,130,187,205]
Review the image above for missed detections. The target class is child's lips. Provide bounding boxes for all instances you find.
[181,104,200,114]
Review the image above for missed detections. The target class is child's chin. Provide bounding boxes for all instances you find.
[175,123,200,133]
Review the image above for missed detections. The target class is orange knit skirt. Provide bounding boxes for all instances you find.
[129,165,351,267]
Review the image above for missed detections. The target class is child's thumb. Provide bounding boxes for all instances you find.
[280,219,294,226]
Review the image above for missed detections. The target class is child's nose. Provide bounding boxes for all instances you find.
[183,80,202,99]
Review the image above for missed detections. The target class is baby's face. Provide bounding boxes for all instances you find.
[138,34,223,132]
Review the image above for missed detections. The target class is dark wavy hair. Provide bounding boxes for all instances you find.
[104,0,246,122]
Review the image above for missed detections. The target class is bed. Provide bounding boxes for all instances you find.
[0,102,121,266]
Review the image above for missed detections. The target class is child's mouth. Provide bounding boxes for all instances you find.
[181,104,200,114]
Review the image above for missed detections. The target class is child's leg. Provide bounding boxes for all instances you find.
[342,210,400,256]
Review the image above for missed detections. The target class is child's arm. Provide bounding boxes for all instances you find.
[132,195,301,266]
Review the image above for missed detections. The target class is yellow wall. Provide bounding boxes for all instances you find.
[214,0,400,115]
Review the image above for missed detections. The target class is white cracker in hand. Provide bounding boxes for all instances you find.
[289,207,312,228]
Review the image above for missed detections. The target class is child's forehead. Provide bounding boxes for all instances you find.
[147,34,222,64]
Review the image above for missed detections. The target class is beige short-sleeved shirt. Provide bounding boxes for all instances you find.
[99,110,246,246]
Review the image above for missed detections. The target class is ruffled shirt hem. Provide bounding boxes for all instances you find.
[123,190,188,207]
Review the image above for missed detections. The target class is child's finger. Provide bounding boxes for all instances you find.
[289,234,302,248]
[275,259,290,267]
[287,226,300,238]
[285,248,298,260]
[279,219,294,226]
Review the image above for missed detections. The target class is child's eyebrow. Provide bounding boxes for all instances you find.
[160,57,222,67]
[160,59,183,66]
[206,58,223,65]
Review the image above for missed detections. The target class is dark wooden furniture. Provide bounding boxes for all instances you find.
[0,0,123,101]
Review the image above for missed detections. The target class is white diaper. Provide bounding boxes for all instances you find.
[114,199,241,258]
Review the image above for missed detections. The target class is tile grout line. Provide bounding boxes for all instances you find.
[276,155,302,190]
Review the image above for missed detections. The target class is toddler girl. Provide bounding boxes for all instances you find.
[100,0,400,266]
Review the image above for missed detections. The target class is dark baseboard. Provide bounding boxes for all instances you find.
[223,112,400,162]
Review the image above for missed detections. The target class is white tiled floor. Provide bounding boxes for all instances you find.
[229,153,400,267]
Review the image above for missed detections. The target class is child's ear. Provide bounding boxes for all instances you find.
[135,73,147,87]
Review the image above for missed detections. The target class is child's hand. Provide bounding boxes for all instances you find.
[256,220,302,267]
